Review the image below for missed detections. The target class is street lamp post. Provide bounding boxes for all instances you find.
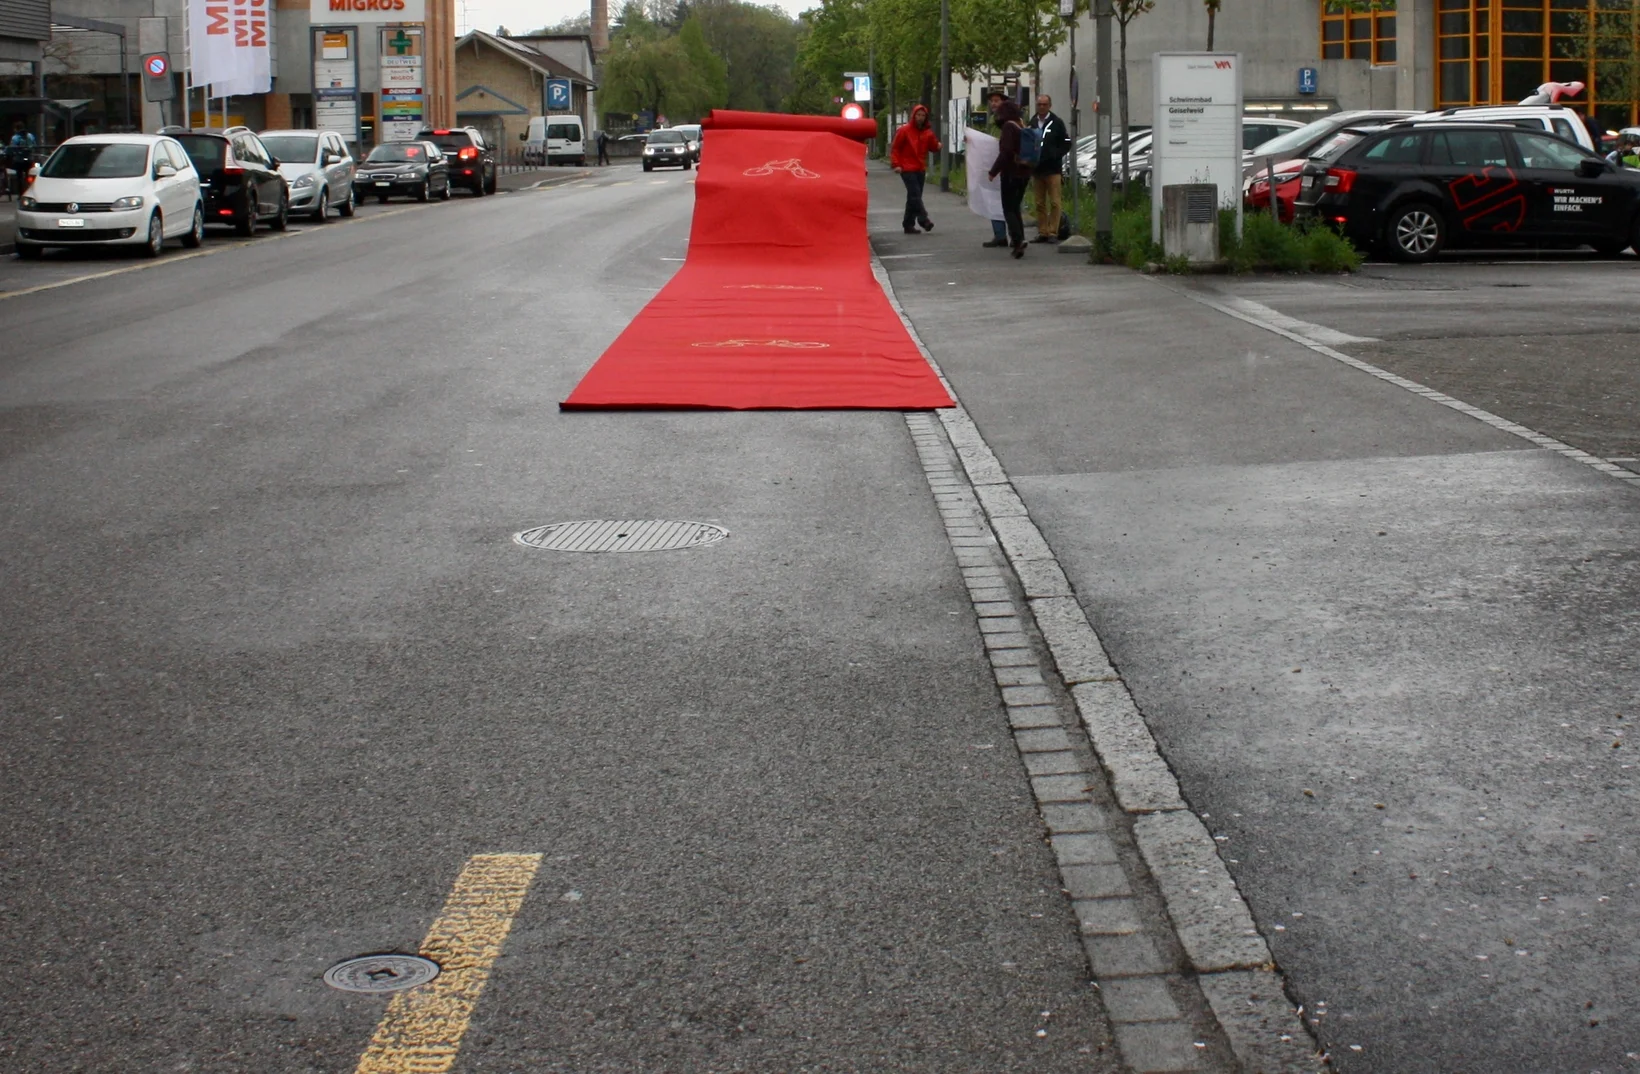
[939,0,950,191]
[1094,0,1114,254]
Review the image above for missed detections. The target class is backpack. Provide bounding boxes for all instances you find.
[1017,123,1043,167]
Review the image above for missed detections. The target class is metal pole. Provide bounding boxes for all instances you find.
[1094,0,1113,253]
[1068,15,1078,232]
[1266,155,1277,222]
[121,36,132,131]
[939,0,950,191]
[867,42,876,156]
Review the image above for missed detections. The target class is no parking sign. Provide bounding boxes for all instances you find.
[142,52,174,102]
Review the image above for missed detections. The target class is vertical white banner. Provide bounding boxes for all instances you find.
[190,0,272,97]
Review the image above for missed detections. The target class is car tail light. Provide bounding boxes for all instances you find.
[1331,215,1348,225]
[458,147,478,160]
[1324,167,1357,193]
[433,129,451,135]
[218,208,234,215]
[223,165,245,176]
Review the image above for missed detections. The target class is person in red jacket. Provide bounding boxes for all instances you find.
[891,104,941,235]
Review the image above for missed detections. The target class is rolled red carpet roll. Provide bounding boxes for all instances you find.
[699,109,878,141]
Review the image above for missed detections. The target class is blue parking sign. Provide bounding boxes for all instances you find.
[547,78,572,111]
[1298,67,1318,95]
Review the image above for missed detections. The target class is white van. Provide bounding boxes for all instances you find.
[522,115,586,166]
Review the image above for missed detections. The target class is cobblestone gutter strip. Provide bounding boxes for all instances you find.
[878,259,1322,1074]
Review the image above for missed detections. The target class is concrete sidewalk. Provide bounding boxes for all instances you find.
[872,163,1640,1073]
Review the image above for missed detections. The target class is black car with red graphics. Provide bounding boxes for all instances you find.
[1295,122,1640,261]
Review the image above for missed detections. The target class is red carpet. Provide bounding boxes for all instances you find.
[560,116,954,411]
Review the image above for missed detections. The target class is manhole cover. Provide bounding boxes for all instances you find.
[323,954,441,994]
[514,520,728,553]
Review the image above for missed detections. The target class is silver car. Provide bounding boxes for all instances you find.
[258,129,356,222]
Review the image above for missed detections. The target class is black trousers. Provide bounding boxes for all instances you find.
[597,145,609,165]
[1000,174,1029,246]
[901,170,930,229]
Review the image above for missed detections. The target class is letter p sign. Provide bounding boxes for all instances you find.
[547,78,571,111]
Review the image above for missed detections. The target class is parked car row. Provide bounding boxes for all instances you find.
[13,124,500,258]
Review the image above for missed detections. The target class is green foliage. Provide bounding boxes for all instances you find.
[604,0,796,123]
[1300,222,1364,272]
[1076,195,1360,272]
[1232,212,1308,272]
[693,0,803,111]
[679,16,730,111]
[1553,0,1639,116]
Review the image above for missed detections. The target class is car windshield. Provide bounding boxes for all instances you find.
[260,134,318,163]
[41,142,149,179]
[1310,130,1367,160]
[1250,115,1343,157]
[367,143,427,162]
[173,135,226,171]
[546,124,579,139]
[648,131,685,144]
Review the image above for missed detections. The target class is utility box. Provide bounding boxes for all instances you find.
[1162,183,1220,264]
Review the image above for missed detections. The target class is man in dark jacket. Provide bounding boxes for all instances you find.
[987,93,1033,258]
[890,104,941,234]
[1030,94,1071,243]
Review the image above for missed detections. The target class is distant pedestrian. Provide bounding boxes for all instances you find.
[596,129,610,166]
[6,121,36,198]
[1608,128,1639,168]
[1029,95,1070,244]
[891,103,941,234]
[987,92,1032,258]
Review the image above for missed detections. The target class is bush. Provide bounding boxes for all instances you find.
[1301,222,1364,272]
[1233,212,1308,273]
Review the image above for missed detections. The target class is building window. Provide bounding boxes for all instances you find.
[1322,1,1399,64]
[1435,0,1639,125]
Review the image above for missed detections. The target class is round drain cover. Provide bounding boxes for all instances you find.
[323,954,441,994]
[514,520,728,553]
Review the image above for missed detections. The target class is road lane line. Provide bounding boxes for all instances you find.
[354,852,543,1074]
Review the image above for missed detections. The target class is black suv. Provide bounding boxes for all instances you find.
[418,127,495,196]
[1296,122,1640,261]
[173,128,289,235]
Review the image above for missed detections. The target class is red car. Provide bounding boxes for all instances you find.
[1243,158,1307,222]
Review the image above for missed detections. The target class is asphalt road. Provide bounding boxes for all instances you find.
[878,171,1639,1073]
[0,169,1117,1071]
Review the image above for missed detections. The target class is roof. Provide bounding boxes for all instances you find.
[59,132,171,144]
[456,30,598,89]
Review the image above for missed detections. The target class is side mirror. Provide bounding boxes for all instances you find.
[1576,157,1607,178]
[267,156,280,167]
[154,162,177,178]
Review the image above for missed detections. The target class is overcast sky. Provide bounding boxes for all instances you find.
[461,0,813,35]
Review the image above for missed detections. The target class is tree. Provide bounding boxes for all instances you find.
[679,16,730,112]
[694,0,804,111]
[603,3,717,122]
[1555,0,1640,126]
[1113,0,1154,188]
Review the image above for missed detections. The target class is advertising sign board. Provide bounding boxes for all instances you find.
[310,0,426,23]
[1150,52,1243,242]
[378,25,424,140]
[313,26,361,144]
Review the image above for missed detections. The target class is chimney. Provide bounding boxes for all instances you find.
[591,0,609,53]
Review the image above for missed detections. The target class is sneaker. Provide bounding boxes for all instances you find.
[982,238,1008,248]
[1011,242,1027,259]
[1029,235,1053,243]
[920,219,934,232]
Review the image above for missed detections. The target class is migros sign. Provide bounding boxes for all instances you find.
[310,0,425,22]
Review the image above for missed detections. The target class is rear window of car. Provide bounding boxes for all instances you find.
[424,132,475,151]
[648,131,685,144]
[1309,131,1364,161]
[260,134,317,163]
[40,142,149,178]
[173,135,226,172]
[546,124,580,140]
[1361,131,1426,163]
[367,143,426,161]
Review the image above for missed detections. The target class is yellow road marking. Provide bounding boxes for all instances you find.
[354,853,542,1074]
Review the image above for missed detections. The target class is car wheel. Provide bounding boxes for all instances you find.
[378,194,390,203]
[684,159,693,170]
[312,187,329,223]
[439,177,451,201]
[270,191,289,231]
[416,178,430,202]
[181,204,204,248]
[16,243,41,260]
[485,171,497,194]
[142,212,164,258]
[1385,203,1444,262]
[339,187,356,216]
[236,193,257,236]
[643,162,652,172]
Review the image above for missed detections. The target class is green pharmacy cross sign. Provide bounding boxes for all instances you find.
[388,30,414,55]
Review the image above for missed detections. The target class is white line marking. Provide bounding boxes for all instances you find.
[1168,282,1640,490]
[1209,293,1379,344]
[878,253,934,259]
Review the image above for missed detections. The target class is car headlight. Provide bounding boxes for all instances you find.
[20,195,35,209]
[643,146,655,155]
[112,195,144,211]
[291,173,316,189]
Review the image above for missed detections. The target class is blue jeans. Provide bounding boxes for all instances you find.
[991,219,1007,241]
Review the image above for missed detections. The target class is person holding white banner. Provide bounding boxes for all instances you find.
[963,128,1009,249]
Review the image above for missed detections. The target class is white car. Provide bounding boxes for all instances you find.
[1409,104,1596,151]
[16,134,203,259]
[259,128,357,222]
